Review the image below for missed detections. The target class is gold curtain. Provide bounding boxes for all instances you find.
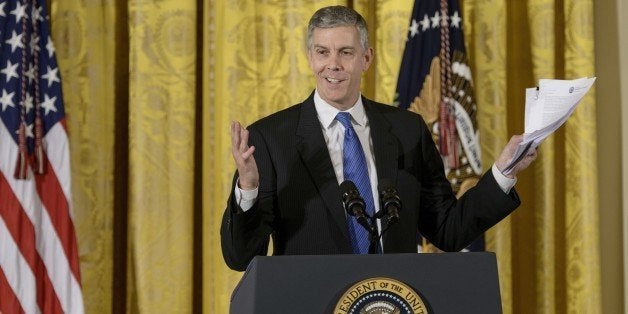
[50,0,600,313]
[203,0,343,311]
[464,0,601,313]
[126,0,198,312]
[50,0,117,313]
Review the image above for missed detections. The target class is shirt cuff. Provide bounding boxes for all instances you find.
[234,178,259,212]
[492,163,517,194]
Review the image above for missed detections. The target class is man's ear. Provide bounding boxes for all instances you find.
[363,47,374,72]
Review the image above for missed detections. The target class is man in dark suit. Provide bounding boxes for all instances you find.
[221,5,536,271]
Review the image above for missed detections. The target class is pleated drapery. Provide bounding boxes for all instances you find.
[50,0,600,313]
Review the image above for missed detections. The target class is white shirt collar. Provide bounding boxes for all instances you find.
[313,90,367,129]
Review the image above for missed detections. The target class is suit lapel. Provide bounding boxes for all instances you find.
[363,97,400,248]
[363,98,399,193]
[295,95,351,243]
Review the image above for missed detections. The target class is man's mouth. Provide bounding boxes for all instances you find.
[325,77,342,84]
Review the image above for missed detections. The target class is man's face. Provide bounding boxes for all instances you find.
[307,26,373,110]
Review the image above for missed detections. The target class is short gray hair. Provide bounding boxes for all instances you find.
[307,6,370,51]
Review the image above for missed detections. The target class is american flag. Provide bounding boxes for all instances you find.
[0,0,84,313]
[395,0,484,252]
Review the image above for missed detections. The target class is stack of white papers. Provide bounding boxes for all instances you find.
[503,76,596,175]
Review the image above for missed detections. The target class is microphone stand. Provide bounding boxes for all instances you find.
[371,182,402,254]
[368,216,395,254]
[340,180,401,255]
[367,220,380,254]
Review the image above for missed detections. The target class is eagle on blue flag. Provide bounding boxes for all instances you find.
[395,0,484,252]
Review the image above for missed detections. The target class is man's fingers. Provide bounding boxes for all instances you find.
[231,121,241,150]
[508,135,523,145]
[239,127,250,152]
[241,146,255,160]
[231,121,252,155]
[525,149,538,163]
[230,121,257,167]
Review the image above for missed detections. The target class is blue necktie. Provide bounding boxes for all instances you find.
[336,112,375,254]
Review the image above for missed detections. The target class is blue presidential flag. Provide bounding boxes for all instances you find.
[395,0,484,252]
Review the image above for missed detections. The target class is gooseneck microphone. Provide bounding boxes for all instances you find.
[340,179,402,254]
[340,180,374,235]
[378,178,401,226]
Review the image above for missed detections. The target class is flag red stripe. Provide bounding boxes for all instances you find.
[0,265,25,314]
[60,118,68,134]
[0,173,65,314]
[34,156,81,283]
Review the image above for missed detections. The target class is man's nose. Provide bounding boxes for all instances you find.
[327,54,341,71]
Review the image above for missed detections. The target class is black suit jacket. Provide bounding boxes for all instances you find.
[221,93,520,271]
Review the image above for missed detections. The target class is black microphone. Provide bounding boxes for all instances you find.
[340,180,373,234]
[378,178,401,225]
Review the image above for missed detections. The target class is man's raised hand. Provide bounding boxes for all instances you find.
[231,121,259,190]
